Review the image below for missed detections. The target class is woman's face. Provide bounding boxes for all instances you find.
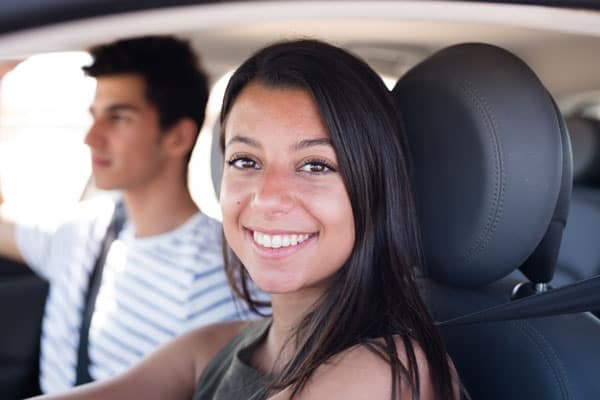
[221,81,355,296]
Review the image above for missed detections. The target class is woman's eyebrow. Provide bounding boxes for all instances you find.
[225,136,331,151]
[225,135,262,149]
[291,138,332,151]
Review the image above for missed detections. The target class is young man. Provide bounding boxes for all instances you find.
[0,36,251,394]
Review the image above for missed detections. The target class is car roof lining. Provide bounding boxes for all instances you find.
[1,1,600,108]
[1,0,600,36]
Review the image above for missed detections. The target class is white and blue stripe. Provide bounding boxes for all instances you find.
[15,197,253,394]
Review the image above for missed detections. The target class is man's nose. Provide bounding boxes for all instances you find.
[84,120,105,148]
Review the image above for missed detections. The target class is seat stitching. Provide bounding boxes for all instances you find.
[514,320,571,399]
[458,80,505,263]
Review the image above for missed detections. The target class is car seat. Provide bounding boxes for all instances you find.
[554,116,600,287]
[392,43,600,399]
[0,259,47,398]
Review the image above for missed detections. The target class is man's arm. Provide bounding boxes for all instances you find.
[0,218,24,263]
[27,320,248,400]
[0,178,25,264]
[0,61,26,264]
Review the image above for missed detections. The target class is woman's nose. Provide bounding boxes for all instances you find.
[252,168,295,216]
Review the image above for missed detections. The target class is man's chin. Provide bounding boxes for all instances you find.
[92,177,121,191]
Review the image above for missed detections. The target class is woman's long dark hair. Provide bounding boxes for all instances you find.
[220,39,457,400]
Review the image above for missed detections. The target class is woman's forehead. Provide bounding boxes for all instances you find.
[224,82,330,145]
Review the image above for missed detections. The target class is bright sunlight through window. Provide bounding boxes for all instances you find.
[0,52,94,222]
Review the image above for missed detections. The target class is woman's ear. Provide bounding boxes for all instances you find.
[162,118,199,158]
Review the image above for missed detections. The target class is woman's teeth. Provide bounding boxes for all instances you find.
[253,231,311,248]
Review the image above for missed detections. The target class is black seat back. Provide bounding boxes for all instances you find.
[392,43,600,399]
[0,259,47,398]
[554,116,600,287]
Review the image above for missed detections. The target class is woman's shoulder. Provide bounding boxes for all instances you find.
[183,320,254,380]
[271,336,439,400]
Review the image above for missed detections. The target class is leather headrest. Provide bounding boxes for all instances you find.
[392,43,563,288]
[566,116,600,186]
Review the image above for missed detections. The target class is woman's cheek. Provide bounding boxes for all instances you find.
[221,175,255,225]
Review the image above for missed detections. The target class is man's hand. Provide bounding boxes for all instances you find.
[0,175,4,207]
[0,60,20,80]
[0,176,25,263]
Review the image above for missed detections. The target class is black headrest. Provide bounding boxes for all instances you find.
[392,43,564,288]
[566,116,600,186]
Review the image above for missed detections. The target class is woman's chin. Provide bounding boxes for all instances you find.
[249,271,302,295]
[254,280,299,295]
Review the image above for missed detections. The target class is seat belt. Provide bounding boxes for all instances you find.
[438,274,600,327]
[75,201,125,385]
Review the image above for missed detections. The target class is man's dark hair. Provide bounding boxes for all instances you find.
[83,35,209,144]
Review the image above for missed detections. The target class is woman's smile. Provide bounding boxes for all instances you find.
[252,230,313,249]
[244,228,317,260]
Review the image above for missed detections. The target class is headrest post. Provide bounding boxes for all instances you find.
[535,282,549,293]
[511,281,551,300]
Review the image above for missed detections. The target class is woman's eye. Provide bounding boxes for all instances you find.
[227,157,260,170]
[299,160,336,174]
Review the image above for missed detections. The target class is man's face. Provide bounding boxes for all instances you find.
[85,73,169,191]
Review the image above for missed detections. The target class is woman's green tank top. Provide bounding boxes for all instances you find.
[193,318,273,400]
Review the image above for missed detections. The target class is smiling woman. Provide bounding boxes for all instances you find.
[215,39,459,400]
[28,38,460,400]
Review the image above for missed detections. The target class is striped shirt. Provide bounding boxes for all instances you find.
[15,197,251,394]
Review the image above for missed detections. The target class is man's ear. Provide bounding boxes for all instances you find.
[163,118,198,158]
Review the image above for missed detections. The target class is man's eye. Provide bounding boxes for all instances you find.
[110,114,129,122]
[227,157,260,170]
[299,160,336,174]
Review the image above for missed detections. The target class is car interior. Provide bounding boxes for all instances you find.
[1,1,600,399]
[555,115,600,289]
[393,41,600,399]
[0,260,46,398]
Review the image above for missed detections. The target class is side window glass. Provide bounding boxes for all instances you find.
[0,52,94,222]
[188,71,233,222]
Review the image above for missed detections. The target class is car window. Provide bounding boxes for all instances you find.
[0,51,223,223]
[0,52,93,222]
